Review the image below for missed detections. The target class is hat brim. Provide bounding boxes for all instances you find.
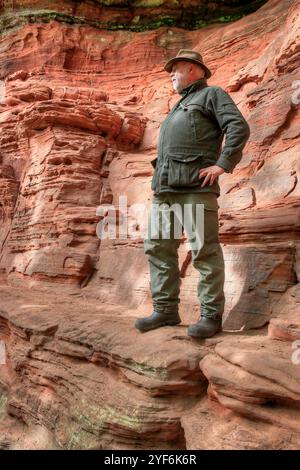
[164,57,212,78]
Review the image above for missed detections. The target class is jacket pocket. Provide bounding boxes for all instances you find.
[167,154,206,187]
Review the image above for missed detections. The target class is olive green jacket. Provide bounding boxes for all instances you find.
[151,78,250,196]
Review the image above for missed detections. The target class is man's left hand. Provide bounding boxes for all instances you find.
[199,165,225,187]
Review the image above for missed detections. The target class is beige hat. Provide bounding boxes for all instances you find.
[164,49,212,78]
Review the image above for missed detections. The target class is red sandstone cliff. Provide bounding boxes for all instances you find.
[0,0,299,450]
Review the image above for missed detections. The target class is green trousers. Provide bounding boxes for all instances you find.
[144,192,225,319]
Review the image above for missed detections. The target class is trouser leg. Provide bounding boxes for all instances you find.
[169,192,225,320]
[144,194,182,314]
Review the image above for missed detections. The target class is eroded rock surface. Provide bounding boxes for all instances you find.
[0,0,300,450]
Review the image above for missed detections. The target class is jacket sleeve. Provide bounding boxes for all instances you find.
[207,87,250,173]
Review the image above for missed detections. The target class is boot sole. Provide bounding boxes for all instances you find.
[187,327,222,339]
[136,320,181,332]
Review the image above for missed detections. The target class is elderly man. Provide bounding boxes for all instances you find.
[135,50,250,338]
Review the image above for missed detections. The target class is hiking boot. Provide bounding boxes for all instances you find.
[187,316,222,338]
[135,311,181,332]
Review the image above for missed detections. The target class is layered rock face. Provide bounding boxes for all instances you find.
[0,0,267,31]
[0,0,300,450]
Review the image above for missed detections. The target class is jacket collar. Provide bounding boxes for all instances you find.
[180,77,208,97]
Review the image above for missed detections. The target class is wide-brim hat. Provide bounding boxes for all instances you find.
[164,49,212,79]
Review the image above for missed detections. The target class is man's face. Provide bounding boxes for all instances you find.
[170,61,191,93]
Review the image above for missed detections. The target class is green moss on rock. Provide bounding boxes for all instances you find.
[0,1,268,36]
